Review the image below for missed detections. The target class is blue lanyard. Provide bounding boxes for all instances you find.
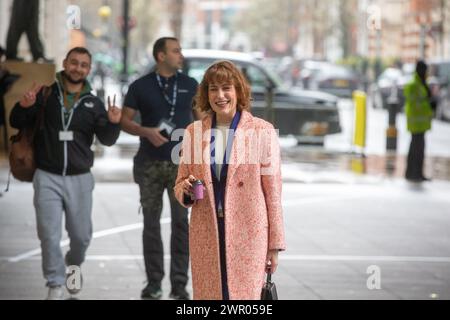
[210,111,241,213]
[156,73,178,121]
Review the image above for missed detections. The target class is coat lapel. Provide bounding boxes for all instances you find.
[201,115,216,212]
[226,110,253,182]
[200,111,253,210]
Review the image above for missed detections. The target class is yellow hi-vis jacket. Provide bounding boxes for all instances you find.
[403,73,433,133]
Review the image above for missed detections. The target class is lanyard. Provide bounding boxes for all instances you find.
[56,81,88,130]
[56,80,81,110]
[156,73,178,121]
[60,106,74,131]
[210,111,241,213]
[63,90,81,110]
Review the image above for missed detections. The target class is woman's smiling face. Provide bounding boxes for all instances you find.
[208,82,237,123]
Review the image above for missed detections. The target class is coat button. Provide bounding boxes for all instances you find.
[238,181,244,187]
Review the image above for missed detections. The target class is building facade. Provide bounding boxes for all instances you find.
[363,0,450,63]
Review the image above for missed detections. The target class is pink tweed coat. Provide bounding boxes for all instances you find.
[174,110,286,300]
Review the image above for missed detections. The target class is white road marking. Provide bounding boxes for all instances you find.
[6,218,171,263]
[280,255,450,263]
[5,213,450,265]
[2,254,450,263]
[282,195,365,207]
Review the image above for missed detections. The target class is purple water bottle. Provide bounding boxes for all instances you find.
[192,180,204,200]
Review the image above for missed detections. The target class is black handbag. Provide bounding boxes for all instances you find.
[261,272,278,300]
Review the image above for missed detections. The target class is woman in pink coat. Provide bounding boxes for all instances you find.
[174,60,286,300]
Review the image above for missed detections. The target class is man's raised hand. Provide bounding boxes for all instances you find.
[107,94,122,124]
[19,82,42,108]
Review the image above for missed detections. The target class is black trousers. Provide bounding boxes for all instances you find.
[6,0,44,60]
[134,160,189,288]
[217,217,229,300]
[405,133,425,180]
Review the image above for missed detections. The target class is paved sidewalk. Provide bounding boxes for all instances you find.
[1,142,450,300]
[1,174,450,300]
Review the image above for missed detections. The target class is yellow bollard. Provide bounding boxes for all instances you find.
[351,156,366,174]
[353,91,367,151]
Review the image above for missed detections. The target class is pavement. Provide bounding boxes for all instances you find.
[1,147,450,300]
[1,100,450,300]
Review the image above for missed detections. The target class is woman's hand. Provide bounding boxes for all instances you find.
[265,249,279,274]
[182,175,197,197]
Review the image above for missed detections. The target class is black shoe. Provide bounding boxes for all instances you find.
[169,285,190,300]
[420,176,432,182]
[141,282,162,300]
[406,176,423,183]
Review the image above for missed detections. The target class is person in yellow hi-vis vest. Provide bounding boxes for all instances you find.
[403,60,436,182]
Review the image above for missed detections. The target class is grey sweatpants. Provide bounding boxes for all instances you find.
[32,169,95,287]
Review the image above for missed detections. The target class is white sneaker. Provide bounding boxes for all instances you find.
[46,286,65,300]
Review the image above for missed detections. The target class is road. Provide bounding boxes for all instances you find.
[1,97,450,300]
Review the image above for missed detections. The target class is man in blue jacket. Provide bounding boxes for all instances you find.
[10,47,122,299]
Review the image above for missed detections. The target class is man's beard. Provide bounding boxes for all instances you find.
[63,71,85,84]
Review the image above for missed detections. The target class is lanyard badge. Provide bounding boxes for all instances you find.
[59,108,74,141]
[56,83,85,142]
[157,118,176,139]
[59,130,74,141]
[156,73,178,121]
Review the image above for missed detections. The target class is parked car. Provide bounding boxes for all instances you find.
[175,49,341,145]
[371,67,402,109]
[298,59,327,89]
[307,63,361,98]
[428,59,450,121]
[371,64,414,110]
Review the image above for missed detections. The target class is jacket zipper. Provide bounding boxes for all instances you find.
[61,95,93,176]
